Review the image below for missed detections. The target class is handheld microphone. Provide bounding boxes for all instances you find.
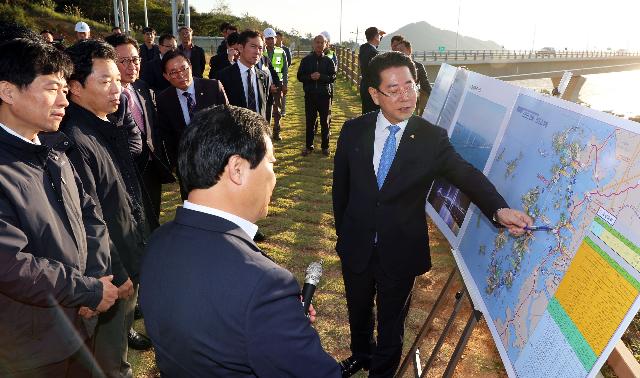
[301,261,323,316]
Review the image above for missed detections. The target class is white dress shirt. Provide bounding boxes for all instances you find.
[0,122,41,145]
[176,82,196,125]
[183,200,258,239]
[237,60,260,111]
[372,112,409,174]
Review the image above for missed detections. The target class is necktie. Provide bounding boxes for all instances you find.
[377,125,401,189]
[246,68,257,112]
[182,91,196,121]
[123,87,145,133]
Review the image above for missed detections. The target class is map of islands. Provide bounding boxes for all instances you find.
[456,93,640,377]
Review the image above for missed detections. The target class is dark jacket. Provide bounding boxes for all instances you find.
[0,127,110,371]
[139,43,160,64]
[156,78,229,168]
[414,60,432,95]
[130,79,175,184]
[217,63,270,120]
[179,44,206,78]
[297,52,336,97]
[332,112,508,279]
[358,42,378,90]
[61,102,148,286]
[141,56,171,94]
[140,207,341,377]
[209,53,232,80]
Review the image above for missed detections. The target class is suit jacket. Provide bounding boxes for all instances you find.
[139,43,160,64]
[358,42,378,90]
[217,63,270,119]
[179,44,206,78]
[130,79,175,184]
[332,112,509,278]
[139,207,341,377]
[140,57,171,94]
[156,78,228,168]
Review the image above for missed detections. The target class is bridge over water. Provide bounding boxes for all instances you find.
[335,47,640,101]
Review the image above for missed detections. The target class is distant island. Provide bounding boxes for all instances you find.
[379,21,504,51]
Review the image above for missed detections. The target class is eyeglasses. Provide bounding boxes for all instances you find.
[117,57,141,66]
[376,83,419,99]
[167,65,190,78]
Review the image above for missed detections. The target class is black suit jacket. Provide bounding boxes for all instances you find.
[156,78,228,167]
[332,112,508,278]
[130,80,174,184]
[140,57,171,94]
[358,43,378,90]
[139,207,341,377]
[217,63,270,119]
[179,44,206,78]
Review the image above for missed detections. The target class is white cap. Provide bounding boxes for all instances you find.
[75,21,90,33]
[320,31,331,41]
[263,28,276,39]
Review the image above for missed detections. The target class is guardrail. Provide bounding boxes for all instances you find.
[409,49,640,61]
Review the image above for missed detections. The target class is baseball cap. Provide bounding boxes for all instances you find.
[320,31,331,41]
[75,21,90,33]
[263,28,276,39]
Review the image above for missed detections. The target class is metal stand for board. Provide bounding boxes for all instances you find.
[395,267,483,378]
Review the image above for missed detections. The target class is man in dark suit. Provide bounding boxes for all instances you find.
[208,31,239,79]
[139,26,159,64]
[332,52,533,377]
[107,34,175,231]
[139,105,341,377]
[178,26,206,78]
[140,33,176,93]
[156,50,228,199]
[395,40,431,116]
[358,26,385,114]
[217,30,270,119]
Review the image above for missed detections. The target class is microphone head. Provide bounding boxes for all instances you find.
[304,261,323,285]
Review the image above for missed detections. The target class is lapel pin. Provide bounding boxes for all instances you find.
[200,92,204,96]
[410,134,415,139]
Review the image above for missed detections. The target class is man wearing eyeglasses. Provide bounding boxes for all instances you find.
[140,33,177,93]
[156,50,228,199]
[332,52,533,377]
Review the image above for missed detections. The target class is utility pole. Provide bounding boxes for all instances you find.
[143,0,148,27]
[455,0,462,50]
[339,0,343,44]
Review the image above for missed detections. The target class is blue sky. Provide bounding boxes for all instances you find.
[189,0,640,50]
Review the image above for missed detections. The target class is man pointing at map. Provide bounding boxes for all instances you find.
[332,52,533,377]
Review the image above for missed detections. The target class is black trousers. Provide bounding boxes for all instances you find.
[360,84,379,114]
[140,161,162,230]
[6,341,96,378]
[304,93,330,150]
[341,249,415,378]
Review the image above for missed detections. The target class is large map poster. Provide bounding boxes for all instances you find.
[424,68,640,377]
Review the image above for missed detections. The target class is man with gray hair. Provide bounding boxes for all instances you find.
[297,34,336,156]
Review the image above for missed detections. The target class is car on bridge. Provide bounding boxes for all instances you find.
[536,47,556,57]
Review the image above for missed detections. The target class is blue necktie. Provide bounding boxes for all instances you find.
[182,92,195,120]
[377,125,400,189]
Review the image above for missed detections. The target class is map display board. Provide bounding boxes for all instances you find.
[423,67,640,377]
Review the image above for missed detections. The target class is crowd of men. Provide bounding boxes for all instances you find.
[0,19,535,378]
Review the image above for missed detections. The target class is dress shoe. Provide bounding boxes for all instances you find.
[128,329,152,350]
[339,355,370,377]
[322,148,330,156]
[272,134,282,141]
[253,230,266,242]
[301,148,312,156]
[134,303,143,320]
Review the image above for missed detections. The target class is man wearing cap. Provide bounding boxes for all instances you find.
[358,26,384,114]
[178,26,206,78]
[74,21,90,41]
[263,27,287,141]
